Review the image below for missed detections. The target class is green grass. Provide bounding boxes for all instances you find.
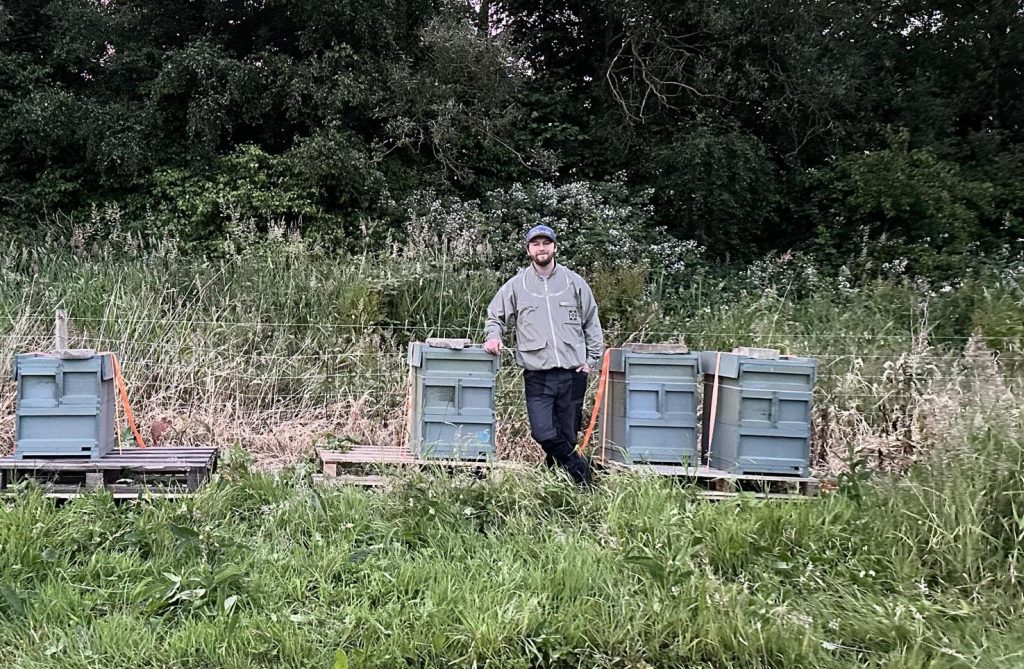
[0,425,1022,668]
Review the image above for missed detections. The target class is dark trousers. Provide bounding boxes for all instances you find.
[523,368,593,484]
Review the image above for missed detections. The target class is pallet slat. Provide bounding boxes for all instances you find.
[619,462,818,483]
[1,463,210,473]
[319,446,501,468]
[322,450,416,465]
[0,447,217,456]
[0,448,217,472]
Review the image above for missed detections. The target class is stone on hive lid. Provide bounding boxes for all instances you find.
[425,337,473,350]
[622,343,690,354]
[732,346,780,360]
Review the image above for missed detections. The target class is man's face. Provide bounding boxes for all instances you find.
[527,237,556,267]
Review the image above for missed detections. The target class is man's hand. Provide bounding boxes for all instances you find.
[483,339,502,355]
[576,363,591,375]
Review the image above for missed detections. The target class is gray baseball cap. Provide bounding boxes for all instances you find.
[525,225,557,244]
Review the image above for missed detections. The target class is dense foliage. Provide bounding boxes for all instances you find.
[1,1,1021,272]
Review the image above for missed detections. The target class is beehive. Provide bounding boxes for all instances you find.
[602,345,700,465]
[408,341,498,459]
[701,351,816,476]
[13,353,116,460]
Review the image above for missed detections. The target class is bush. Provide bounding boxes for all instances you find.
[808,129,996,278]
[150,145,326,242]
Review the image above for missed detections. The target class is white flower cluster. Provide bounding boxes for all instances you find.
[399,191,494,267]
[396,179,705,277]
[744,250,823,296]
[881,256,909,276]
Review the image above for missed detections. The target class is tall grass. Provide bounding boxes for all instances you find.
[1,236,1022,470]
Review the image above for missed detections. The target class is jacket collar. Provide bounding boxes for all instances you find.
[529,260,559,279]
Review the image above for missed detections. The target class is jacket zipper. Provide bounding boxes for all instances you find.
[542,276,562,368]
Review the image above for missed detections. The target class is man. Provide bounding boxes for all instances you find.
[483,225,604,484]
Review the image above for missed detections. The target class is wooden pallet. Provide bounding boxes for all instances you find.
[604,461,821,497]
[318,444,519,482]
[0,447,219,498]
[318,446,820,498]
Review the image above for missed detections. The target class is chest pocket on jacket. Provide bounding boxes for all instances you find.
[559,301,581,325]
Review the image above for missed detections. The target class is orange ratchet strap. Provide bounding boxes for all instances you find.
[578,349,613,458]
[101,352,147,449]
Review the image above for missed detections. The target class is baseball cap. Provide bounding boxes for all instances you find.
[525,225,557,244]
